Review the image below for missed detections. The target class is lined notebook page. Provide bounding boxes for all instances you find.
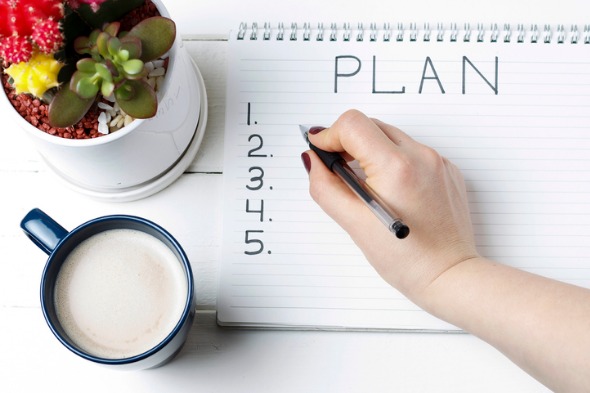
[219,24,590,330]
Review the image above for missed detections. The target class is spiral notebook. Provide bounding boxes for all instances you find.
[218,22,590,330]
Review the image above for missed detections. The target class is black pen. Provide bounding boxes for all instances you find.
[299,125,410,239]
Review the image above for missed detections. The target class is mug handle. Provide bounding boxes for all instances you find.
[20,208,68,255]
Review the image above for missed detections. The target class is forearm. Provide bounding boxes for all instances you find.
[419,257,590,393]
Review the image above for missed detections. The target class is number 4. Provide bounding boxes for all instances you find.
[246,199,264,222]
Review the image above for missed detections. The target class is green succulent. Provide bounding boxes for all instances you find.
[48,16,176,128]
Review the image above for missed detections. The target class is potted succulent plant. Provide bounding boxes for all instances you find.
[0,0,206,201]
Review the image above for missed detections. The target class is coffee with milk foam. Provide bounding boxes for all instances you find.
[54,228,188,359]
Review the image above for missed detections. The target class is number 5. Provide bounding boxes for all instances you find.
[244,230,264,255]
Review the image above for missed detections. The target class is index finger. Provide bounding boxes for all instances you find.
[308,109,401,172]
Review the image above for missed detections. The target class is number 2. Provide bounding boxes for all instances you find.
[248,134,267,157]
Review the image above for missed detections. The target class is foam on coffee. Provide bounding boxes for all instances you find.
[54,228,188,359]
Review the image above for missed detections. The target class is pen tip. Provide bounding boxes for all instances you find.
[299,125,310,143]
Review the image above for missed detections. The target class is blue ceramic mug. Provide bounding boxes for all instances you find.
[21,208,195,370]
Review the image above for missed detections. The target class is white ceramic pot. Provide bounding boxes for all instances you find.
[0,0,207,202]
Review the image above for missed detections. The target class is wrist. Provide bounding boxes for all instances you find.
[410,254,484,316]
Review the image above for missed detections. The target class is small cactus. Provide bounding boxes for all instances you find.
[0,0,64,64]
[31,18,63,53]
[0,35,33,64]
[5,51,63,97]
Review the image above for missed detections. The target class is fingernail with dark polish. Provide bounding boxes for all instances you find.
[301,152,311,173]
[309,126,326,135]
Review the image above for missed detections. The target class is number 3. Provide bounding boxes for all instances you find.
[247,166,264,190]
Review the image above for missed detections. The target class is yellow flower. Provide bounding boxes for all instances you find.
[5,52,64,98]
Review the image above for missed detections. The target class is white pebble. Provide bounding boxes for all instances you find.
[156,76,165,91]
[152,59,165,68]
[97,102,113,111]
[110,114,122,127]
[98,112,110,134]
[144,61,155,73]
[149,67,165,77]
[146,77,156,89]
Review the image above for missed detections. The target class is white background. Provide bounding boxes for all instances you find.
[2,0,588,392]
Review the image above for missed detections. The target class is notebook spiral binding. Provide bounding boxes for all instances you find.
[237,22,590,44]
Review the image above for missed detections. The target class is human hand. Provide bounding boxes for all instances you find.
[302,110,479,303]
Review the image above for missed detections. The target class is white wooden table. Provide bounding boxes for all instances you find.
[4,0,588,391]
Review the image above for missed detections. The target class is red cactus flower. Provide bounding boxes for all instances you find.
[0,34,33,64]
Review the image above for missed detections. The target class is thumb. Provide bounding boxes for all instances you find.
[302,150,379,235]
